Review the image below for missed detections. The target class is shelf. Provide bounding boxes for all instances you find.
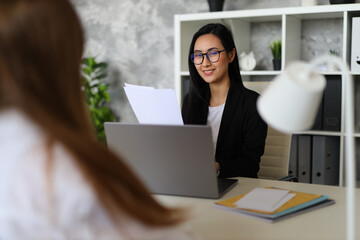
[285,131,360,138]
[240,71,281,76]
[180,71,189,76]
[175,4,360,22]
[319,71,343,75]
[293,131,342,136]
[181,71,282,76]
[182,71,345,76]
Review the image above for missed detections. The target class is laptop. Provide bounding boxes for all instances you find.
[104,123,238,199]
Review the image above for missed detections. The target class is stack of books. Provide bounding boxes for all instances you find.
[214,187,335,223]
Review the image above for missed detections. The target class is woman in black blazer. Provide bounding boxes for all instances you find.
[182,23,267,178]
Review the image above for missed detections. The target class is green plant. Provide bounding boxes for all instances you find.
[329,49,339,56]
[269,40,282,60]
[82,56,116,143]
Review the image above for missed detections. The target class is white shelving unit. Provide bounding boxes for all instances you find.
[174,4,360,186]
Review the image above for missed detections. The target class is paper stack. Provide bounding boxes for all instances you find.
[215,187,335,223]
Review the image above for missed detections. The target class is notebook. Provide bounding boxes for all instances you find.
[215,187,335,223]
[104,123,238,199]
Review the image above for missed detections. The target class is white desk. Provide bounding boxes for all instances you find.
[156,178,359,240]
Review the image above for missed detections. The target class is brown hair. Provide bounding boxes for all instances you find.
[0,0,184,226]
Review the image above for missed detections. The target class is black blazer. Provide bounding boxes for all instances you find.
[182,81,267,178]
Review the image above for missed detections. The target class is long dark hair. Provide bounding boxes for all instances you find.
[183,23,243,123]
[0,0,184,227]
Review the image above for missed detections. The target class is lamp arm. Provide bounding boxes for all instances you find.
[309,55,356,240]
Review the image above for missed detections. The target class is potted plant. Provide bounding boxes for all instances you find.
[82,56,116,143]
[327,49,340,71]
[269,40,282,71]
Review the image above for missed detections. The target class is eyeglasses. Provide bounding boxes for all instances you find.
[191,49,226,65]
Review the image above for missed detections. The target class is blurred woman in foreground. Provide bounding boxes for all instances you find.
[0,0,193,239]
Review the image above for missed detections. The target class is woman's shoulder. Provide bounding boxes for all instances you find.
[0,109,116,238]
[230,82,259,102]
[243,87,260,98]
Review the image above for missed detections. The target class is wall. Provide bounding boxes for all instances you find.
[71,0,342,123]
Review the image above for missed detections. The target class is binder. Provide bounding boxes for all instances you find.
[323,76,341,131]
[288,135,298,178]
[311,98,323,130]
[312,136,340,185]
[297,135,312,183]
[356,81,360,161]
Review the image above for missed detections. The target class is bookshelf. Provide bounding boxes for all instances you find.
[174,4,360,186]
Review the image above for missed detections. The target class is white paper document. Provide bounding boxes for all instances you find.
[235,188,296,212]
[124,83,184,125]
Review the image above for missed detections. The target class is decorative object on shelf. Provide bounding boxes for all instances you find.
[257,55,355,240]
[239,51,256,71]
[301,0,317,6]
[329,0,356,4]
[207,0,225,12]
[269,40,282,71]
[82,56,116,143]
[327,49,340,71]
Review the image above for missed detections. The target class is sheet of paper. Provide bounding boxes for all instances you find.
[269,193,296,211]
[235,187,296,212]
[124,83,154,90]
[124,83,184,125]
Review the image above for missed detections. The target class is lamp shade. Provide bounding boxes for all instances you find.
[257,61,326,133]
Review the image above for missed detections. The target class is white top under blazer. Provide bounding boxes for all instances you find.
[207,104,225,151]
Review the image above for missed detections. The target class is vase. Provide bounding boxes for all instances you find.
[329,0,356,4]
[273,59,281,71]
[207,0,225,12]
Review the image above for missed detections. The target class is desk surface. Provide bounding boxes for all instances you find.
[155,178,359,240]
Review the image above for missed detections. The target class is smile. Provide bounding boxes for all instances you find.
[203,70,214,75]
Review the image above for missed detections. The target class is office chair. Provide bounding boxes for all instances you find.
[258,125,297,181]
[243,81,298,182]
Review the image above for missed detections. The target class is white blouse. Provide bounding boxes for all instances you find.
[207,104,225,152]
[0,109,196,240]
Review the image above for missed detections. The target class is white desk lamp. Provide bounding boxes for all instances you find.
[257,55,356,240]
